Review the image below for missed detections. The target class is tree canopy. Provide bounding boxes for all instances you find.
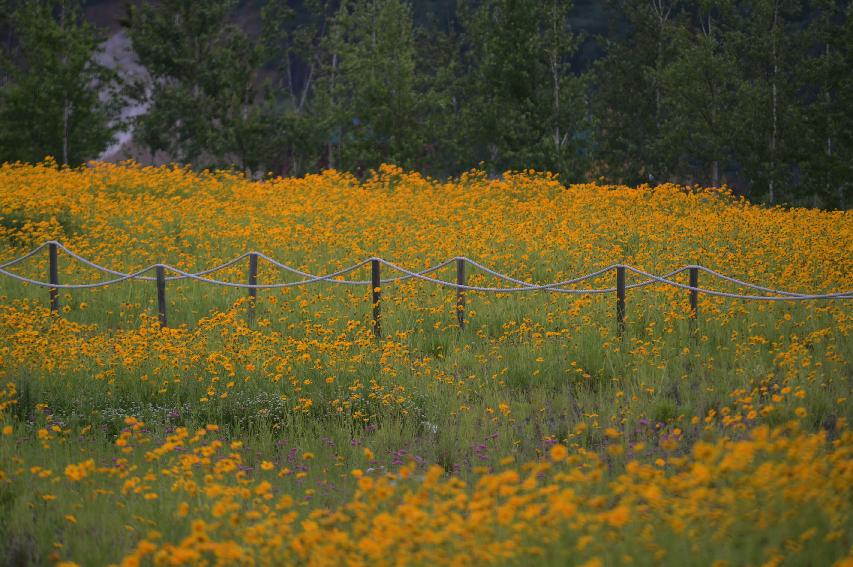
[0,0,849,208]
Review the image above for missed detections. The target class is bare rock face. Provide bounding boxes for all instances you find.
[93,29,158,164]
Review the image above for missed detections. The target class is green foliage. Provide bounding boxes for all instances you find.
[794,0,853,209]
[259,0,333,175]
[590,0,681,185]
[457,0,588,177]
[592,0,852,206]
[0,0,121,165]
[127,0,276,172]
[0,0,850,206]
[660,3,741,187]
[319,0,424,172]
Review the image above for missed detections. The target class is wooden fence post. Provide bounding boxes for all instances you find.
[156,265,167,328]
[689,267,699,316]
[456,258,466,330]
[689,266,699,334]
[371,259,381,339]
[247,253,258,327]
[616,266,626,336]
[48,242,59,313]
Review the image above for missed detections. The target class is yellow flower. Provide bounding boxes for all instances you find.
[604,427,621,439]
[549,444,568,462]
[606,505,631,527]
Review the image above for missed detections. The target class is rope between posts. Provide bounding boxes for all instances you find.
[460,257,690,292]
[51,242,457,286]
[693,265,832,298]
[621,265,853,301]
[253,252,458,285]
[0,242,49,269]
[0,241,850,300]
[377,258,632,294]
[0,264,157,289]
[55,242,253,282]
[161,260,374,289]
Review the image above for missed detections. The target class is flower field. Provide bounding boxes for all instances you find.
[0,161,851,566]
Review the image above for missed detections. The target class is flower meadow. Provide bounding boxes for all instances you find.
[0,161,851,566]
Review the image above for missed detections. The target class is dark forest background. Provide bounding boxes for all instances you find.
[0,0,850,208]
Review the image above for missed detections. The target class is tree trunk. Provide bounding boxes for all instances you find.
[551,0,561,152]
[328,51,338,170]
[62,99,70,165]
[286,51,298,109]
[824,42,834,205]
[768,0,779,204]
[60,3,69,166]
[653,1,670,132]
[298,63,314,114]
[652,1,671,181]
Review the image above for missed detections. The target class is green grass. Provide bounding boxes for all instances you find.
[0,245,850,565]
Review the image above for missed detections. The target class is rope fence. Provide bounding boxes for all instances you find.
[0,241,850,337]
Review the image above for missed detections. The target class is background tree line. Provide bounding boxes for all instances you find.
[0,0,850,208]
